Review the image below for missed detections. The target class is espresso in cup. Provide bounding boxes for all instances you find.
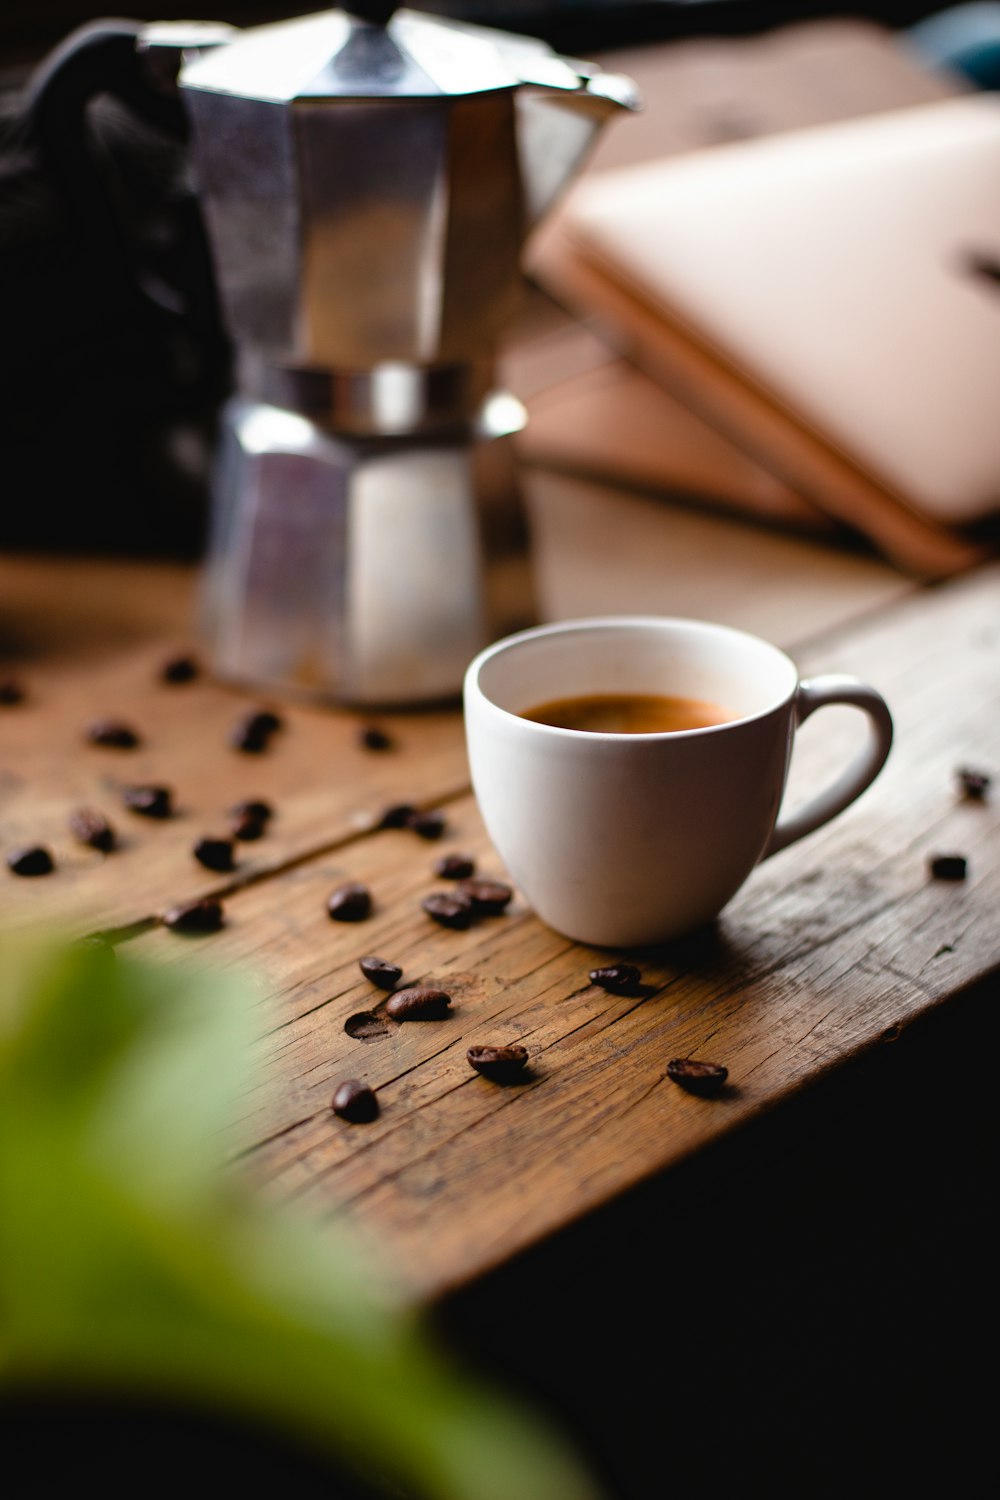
[520,692,735,734]
[464,616,893,947]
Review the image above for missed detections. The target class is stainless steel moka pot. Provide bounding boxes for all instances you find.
[173,5,639,705]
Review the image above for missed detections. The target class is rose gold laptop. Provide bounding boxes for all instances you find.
[530,94,1000,575]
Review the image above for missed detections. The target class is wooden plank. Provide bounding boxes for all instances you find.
[0,494,910,934]
[118,561,999,1302]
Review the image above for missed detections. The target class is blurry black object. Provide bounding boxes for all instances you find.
[0,1394,393,1499]
[0,20,232,558]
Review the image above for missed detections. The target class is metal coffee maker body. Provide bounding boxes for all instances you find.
[179,5,638,705]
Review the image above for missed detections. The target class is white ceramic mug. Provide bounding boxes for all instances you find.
[463,616,893,948]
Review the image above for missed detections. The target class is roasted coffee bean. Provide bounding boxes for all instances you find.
[193,836,235,872]
[6,845,54,877]
[231,811,267,841]
[408,809,446,840]
[929,853,968,881]
[164,898,225,933]
[376,802,416,829]
[434,852,476,881]
[229,798,273,823]
[160,653,200,684]
[956,766,991,801]
[666,1058,729,1096]
[456,877,513,915]
[69,807,116,852]
[385,986,452,1020]
[229,708,282,752]
[86,717,140,749]
[0,678,26,705]
[122,784,173,818]
[422,890,474,929]
[359,725,394,751]
[467,1043,529,1083]
[327,881,372,922]
[331,1079,379,1123]
[589,963,643,995]
[359,955,403,990]
[344,1011,396,1041]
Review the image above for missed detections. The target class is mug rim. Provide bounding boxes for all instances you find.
[464,614,799,740]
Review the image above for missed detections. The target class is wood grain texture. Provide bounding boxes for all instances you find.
[114,561,999,1303]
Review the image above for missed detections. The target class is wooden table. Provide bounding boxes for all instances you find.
[2,23,997,1499]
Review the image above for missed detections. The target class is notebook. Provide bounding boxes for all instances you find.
[528,93,1000,576]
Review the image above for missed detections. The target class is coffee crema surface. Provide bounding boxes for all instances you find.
[519,692,735,734]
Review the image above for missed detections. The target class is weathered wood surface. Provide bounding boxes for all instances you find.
[0,495,909,936]
[110,560,997,1304]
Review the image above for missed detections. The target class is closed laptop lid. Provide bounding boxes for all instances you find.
[560,95,1000,527]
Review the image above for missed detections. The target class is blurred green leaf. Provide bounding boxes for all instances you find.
[0,931,605,1500]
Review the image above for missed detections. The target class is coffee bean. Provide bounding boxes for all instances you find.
[666,1058,729,1096]
[359,955,403,990]
[86,717,140,749]
[929,853,968,881]
[434,852,476,880]
[956,766,991,801]
[456,877,513,915]
[467,1043,529,1083]
[589,963,643,995]
[193,836,235,872]
[164,898,225,933]
[422,890,474,929]
[160,653,200,684]
[229,798,273,823]
[229,708,282,753]
[359,725,394,751]
[0,678,26,705]
[327,882,372,921]
[331,1079,379,1123]
[7,845,54,877]
[69,807,116,852]
[376,803,416,830]
[385,986,452,1020]
[408,809,446,840]
[231,811,267,842]
[122,784,173,818]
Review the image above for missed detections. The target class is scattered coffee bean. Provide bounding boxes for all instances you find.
[376,802,416,829]
[331,1079,379,1123]
[0,678,26,705]
[86,717,141,749]
[230,798,273,823]
[467,1043,529,1083]
[385,986,452,1020]
[956,766,991,801]
[193,836,235,873]
[229,708,282,753]
[359,955,403,990]
[160,653,200,684]
[231,811,267,841]
[434,852,476,880]
[422,890,474,929]
[69,807,116,852]
[589,963,643,995]
[929,853,968,881]
[666,1058,729,1096]
[122,784,173,818]
[164,898,225,933]
[327,881,373,921]
[6,845,54,877]
[408,809,446,840]
[456,877,513,915]
[359,725,394,751]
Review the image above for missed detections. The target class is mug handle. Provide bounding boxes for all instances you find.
[763,675,893,859]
